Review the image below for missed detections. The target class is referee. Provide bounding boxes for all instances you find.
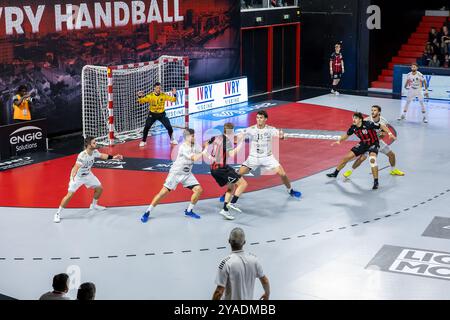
[137,82,178,147]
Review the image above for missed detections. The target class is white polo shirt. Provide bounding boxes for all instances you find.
[215,250,265,300]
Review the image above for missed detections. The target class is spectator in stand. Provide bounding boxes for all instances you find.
[419,50,431,66]
[77,282,96,300]
[429,27,440,53]
[212,228,270,300]
[440,26,450,55]
[443,54,449,68]
[428,54,441,67]
[39,273,71,300]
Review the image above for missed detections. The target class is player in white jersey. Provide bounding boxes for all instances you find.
[140,129,207,222]
[344,105,405,178]
[54,137,123,223]
[398,63,429,123]
[238,110,301,198]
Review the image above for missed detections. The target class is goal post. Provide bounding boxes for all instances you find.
[82,56,189,145]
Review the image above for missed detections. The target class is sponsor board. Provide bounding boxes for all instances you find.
[367,245,450,281]
[0,118,47,160]
[401,74,450,100]
[161,77,249,119]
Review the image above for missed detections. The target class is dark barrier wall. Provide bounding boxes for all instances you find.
[300,0,370,91]
[0,0,240,135]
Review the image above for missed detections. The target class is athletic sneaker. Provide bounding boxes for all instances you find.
[372,180,379,190]
[334,91,340,96]
[185,209,201,219]
[423,117,428,123]
[139,141,146,147]
[219,194,225,202]
[219,209,235,220]
[331,89,336,94]
[343,170,353,178]
[390,168,405,176]
[141,211,150,223]
[53,213,61,223]
[89,204,106,211]
[170,139,178,145]
[289,189,302,198]
[227,203,242,213]
[326,172,338,178]
[397,114,406,121]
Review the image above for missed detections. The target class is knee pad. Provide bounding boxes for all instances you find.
[369,156,377,168]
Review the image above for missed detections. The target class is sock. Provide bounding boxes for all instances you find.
[391,166,395,171]
[92,199,98,206]
[334,169,340,175]
[223,202,229,212]
[187,203,195,212]
[374,178,379,183]
[146,204,154,213]
[287,188,292,193]
[230,196,239,204]
[57,206,63,214]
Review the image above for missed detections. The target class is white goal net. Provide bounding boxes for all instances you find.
[82,56,189,145]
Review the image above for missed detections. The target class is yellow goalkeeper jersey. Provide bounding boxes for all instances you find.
[138,92,176,114]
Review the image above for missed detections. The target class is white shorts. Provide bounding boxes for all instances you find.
[163,172,199,191]
[68,173,101,193]
[407,88,424,102]
[242,155,280,172]
[364,140,391,156]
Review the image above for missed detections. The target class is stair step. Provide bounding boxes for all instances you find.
[378,75,393,82]
[422,16,448,22]
[416,26,431,33]
[402,44,425,51]
[408,38,427,45]
[398,50,423,58]
[371,81,393,89]
[392,56,418,64]
[381,69,393,76]
[388,62,395,69]
[418,21,443,28]
[409,33,429,40]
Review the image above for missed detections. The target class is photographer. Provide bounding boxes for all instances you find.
[12,85,35,123]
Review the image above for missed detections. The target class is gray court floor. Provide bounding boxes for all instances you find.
[1,94,449,300]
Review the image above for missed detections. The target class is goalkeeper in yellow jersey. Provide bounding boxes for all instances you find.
[137,82,178,146]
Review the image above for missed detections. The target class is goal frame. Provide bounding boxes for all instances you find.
[82,55,189,146]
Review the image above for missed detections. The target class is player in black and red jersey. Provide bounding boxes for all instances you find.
[204,122,248,220]
[326,112,396,189]
[330,42,344,95]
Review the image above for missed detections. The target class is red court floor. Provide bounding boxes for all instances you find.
[0,102,373,208]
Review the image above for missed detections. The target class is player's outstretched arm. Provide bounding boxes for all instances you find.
[380,124,396,140]
[332,134,349,146]
[99,153,123,160]
[137,91,149,103]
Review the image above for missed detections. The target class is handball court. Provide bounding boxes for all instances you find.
[0,93,450,299]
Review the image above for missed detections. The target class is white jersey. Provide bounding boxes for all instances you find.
[365,115,388,137]
[406,71,425,90]
[170,142,200,175]
[242,125,279,158]
[215,250,265,300]
[75,149,101,178]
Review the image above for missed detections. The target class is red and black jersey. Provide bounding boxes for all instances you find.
[330,52,344,73]
[207,135,234,170]
[347,121,380,146]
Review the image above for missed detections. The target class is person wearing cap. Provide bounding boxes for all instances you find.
[212,228,270,300]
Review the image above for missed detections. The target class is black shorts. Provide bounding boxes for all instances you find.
[351,143,379,157]
[211,166,241,187]
[332,72,342,79]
